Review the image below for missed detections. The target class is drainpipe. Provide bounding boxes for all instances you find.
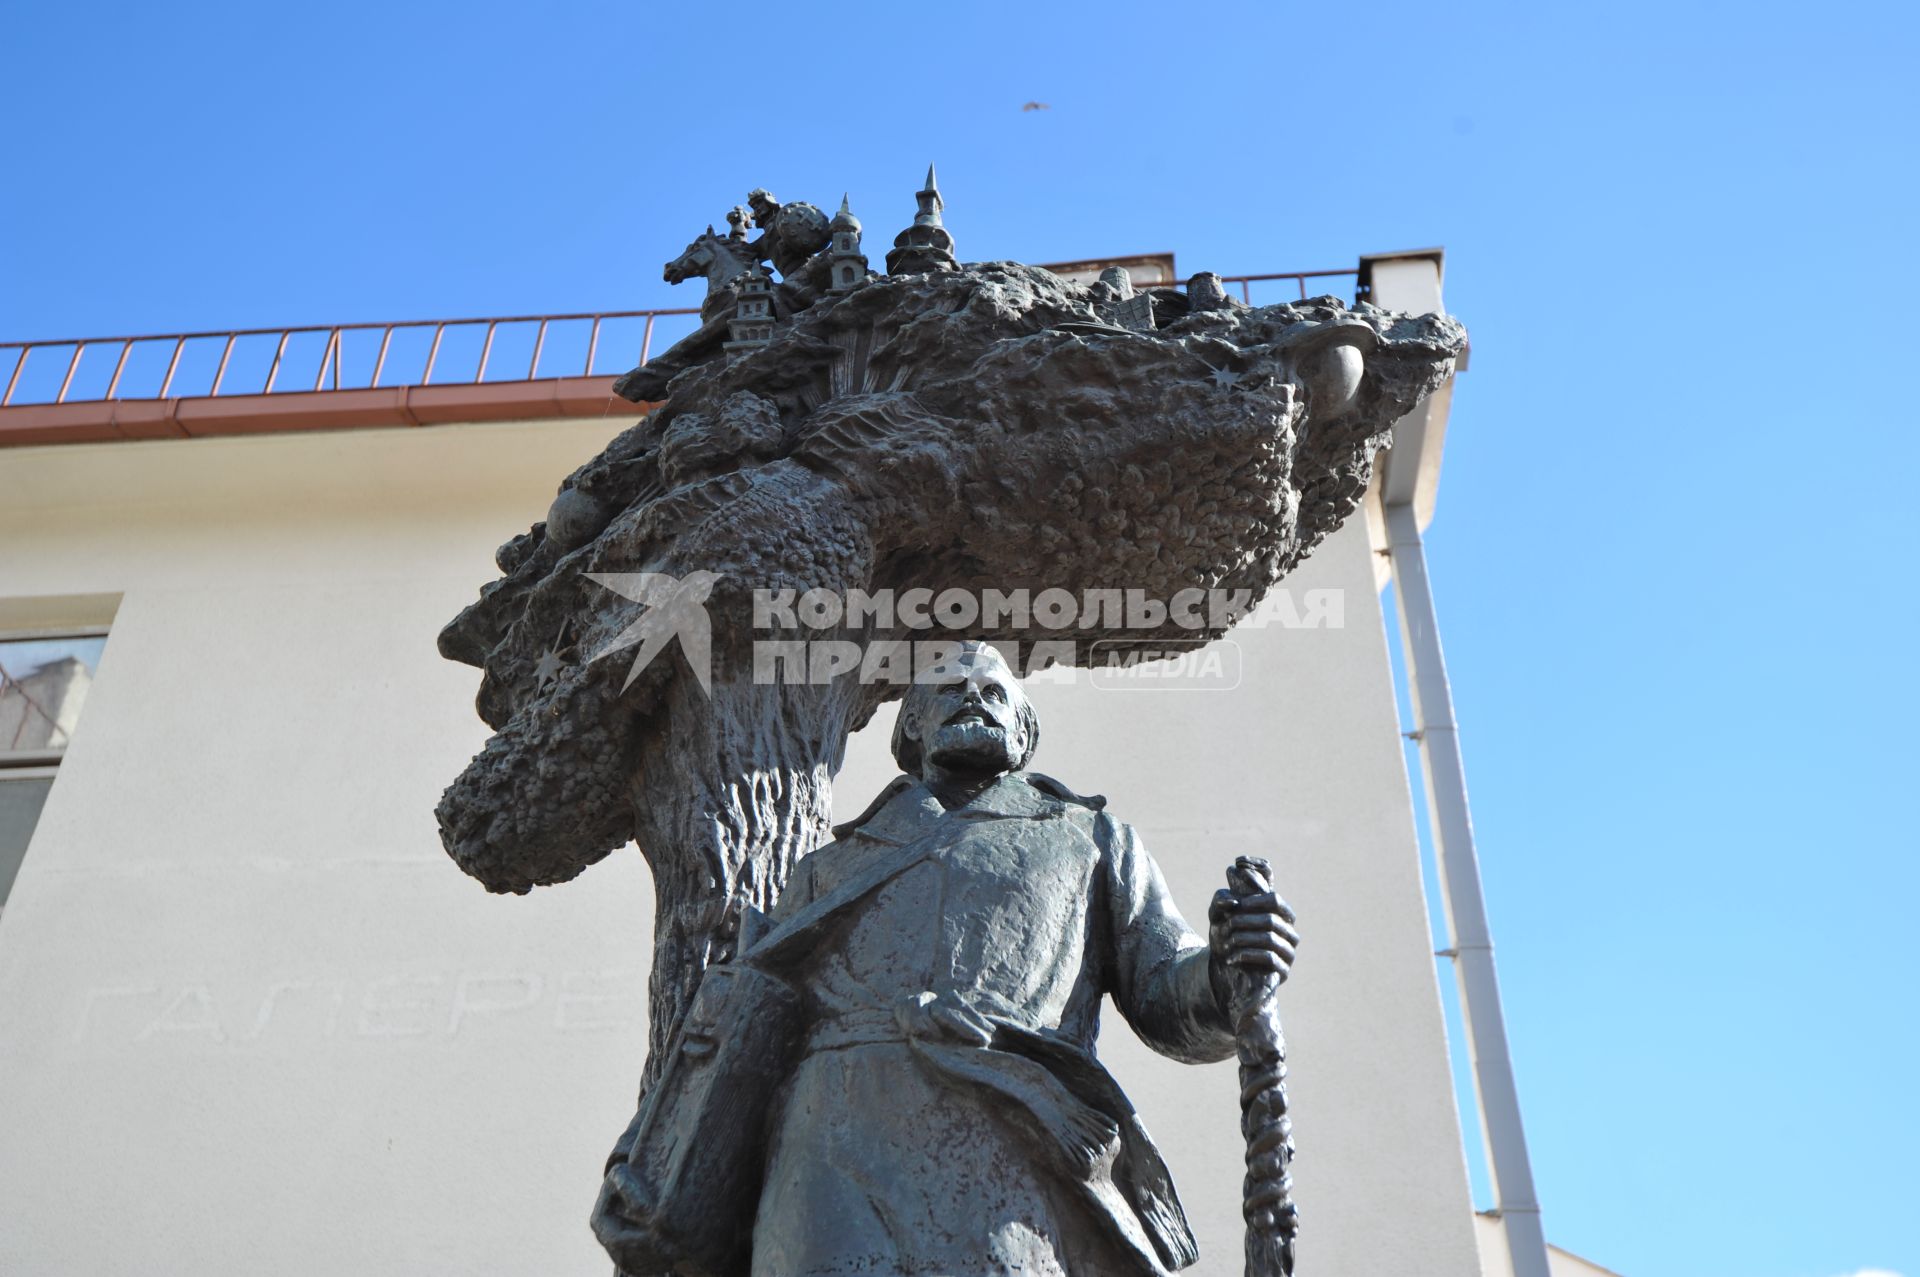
[1386,501,1551,1277]
[1366,250,1552,1277]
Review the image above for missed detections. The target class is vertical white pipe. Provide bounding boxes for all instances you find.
[1385,499,1552,1277]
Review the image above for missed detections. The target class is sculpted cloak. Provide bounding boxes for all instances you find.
[747,770,1234,1277]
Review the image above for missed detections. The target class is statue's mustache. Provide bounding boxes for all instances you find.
[932,720,1009,749]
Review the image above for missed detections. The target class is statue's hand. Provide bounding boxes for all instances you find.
[1209,857,1299,1005]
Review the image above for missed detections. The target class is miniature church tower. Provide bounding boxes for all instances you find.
[828,195,868,292]
[724,263,776,353]
[885,164,958,275]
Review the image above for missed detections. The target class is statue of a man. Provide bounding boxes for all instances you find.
[743,187,831,280]
[738,642,1298,1275]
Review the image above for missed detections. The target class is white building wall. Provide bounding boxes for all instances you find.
[0,415,1478,1276]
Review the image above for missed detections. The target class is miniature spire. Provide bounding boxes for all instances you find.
[829,193,869,292]
[916,165,944,226]
[886,163,958,275]
[830,193,861,233]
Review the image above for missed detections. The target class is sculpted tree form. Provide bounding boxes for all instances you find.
[435,177,1465,1125]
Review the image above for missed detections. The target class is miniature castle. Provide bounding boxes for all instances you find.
[724,263,776,352]
[691,169,966,364]
[885,164,958,275]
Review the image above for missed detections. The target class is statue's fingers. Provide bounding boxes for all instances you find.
[1229,913,1299,947]
[1229,949,1289,973]
[1229,917,1301,954]
[1210,888,1237,925]
[1233,933,1295,964]
[1235,892,1298,925]
[1236,887,1297,925]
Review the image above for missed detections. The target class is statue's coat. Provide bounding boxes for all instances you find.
[748,772,1231,1277]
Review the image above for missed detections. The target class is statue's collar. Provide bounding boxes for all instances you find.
[837,771,1064,845]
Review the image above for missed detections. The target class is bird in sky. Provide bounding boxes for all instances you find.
[1021,101,1050,112]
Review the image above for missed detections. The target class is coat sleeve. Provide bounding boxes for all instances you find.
[1096,811,1236,1065]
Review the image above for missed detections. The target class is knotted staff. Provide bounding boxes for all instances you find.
[1226,856,1298,1277]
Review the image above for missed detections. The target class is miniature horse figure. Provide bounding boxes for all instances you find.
[663,227,756,324]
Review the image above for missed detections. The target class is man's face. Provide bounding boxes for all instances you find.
[906,651,1030,778]
[747,193,776,224]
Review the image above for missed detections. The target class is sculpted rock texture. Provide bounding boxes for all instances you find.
[436,191,1465,1090]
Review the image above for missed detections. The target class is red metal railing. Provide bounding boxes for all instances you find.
[0,308,701,409]
[0,269,1356,409]
[1227,269,1358,303]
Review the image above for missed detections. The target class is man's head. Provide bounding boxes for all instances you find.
[892,642,1039,780]
[746,189,778,226]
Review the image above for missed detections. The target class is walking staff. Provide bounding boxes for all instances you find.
[1218,856,1300,1277]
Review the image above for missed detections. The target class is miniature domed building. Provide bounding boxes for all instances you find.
[884,164,958,276]
[829,195,868,292]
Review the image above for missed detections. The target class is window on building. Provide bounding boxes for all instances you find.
[0,630,107,911]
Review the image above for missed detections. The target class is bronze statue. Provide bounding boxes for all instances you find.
[439,171,1465,1275]
[593,643,1298,1276]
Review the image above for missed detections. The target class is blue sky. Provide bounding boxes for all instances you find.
[4,2,1916,1274]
